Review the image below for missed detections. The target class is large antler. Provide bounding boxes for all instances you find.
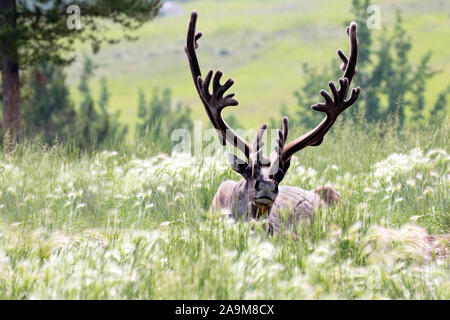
[185,11,252,160]
[280,22,361,165]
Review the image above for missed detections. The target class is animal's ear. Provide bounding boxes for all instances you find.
[227,153,251,178]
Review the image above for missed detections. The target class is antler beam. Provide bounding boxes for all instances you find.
[280,22,361,164]
[185,11,252,160]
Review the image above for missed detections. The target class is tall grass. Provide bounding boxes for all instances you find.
[0,118,448,299]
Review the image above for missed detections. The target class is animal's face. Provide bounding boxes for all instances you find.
[251,164,284,206]
[228,153,286,207]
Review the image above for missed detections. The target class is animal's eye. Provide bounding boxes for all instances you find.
[271,169,285,182]
[243,166,252,177]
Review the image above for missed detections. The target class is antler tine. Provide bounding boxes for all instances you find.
[251,124,270,165]
[185,11,252,160]
[344,22,359,81]
[281,21,361,163]
[185,12,215,127]
[282,116,288,143]
[275,117,288,155]
[270,116,289,174]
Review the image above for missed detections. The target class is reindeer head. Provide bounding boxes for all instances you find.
[185,11,360,212]
[226,120,289,208]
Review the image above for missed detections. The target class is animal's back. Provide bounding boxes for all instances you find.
[212,180,340,234]
[211,180,237,214]
[268,185,339,235]
[268,186,321,235]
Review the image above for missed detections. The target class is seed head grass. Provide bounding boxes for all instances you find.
[0,119,448,299]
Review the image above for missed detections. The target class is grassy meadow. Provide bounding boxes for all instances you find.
[0,0,448,300]
[66,0,450,131]
[0,119,448,299]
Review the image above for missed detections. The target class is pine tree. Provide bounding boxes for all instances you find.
[75,57,127,149]
[22,62,76,143]
[290,2,443,128]
[410,53,436,124]
[385,11,412,126]
[0,0,161,145]
[430,87,449,121]
[137,88,193,152]
[99,77,128,146]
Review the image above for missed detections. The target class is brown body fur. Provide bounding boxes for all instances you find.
[427,235,450,260]
[213,181,449,259]
[212,179,340,236]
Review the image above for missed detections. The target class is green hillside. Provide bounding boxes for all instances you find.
[67,0,450,130]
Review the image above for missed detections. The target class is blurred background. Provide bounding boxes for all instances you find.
[1,0,449,152]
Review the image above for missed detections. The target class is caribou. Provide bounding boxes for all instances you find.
[185,11,360,235]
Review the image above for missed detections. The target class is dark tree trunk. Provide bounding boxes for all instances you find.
[2,52,22,146]
[1,0,22,147]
